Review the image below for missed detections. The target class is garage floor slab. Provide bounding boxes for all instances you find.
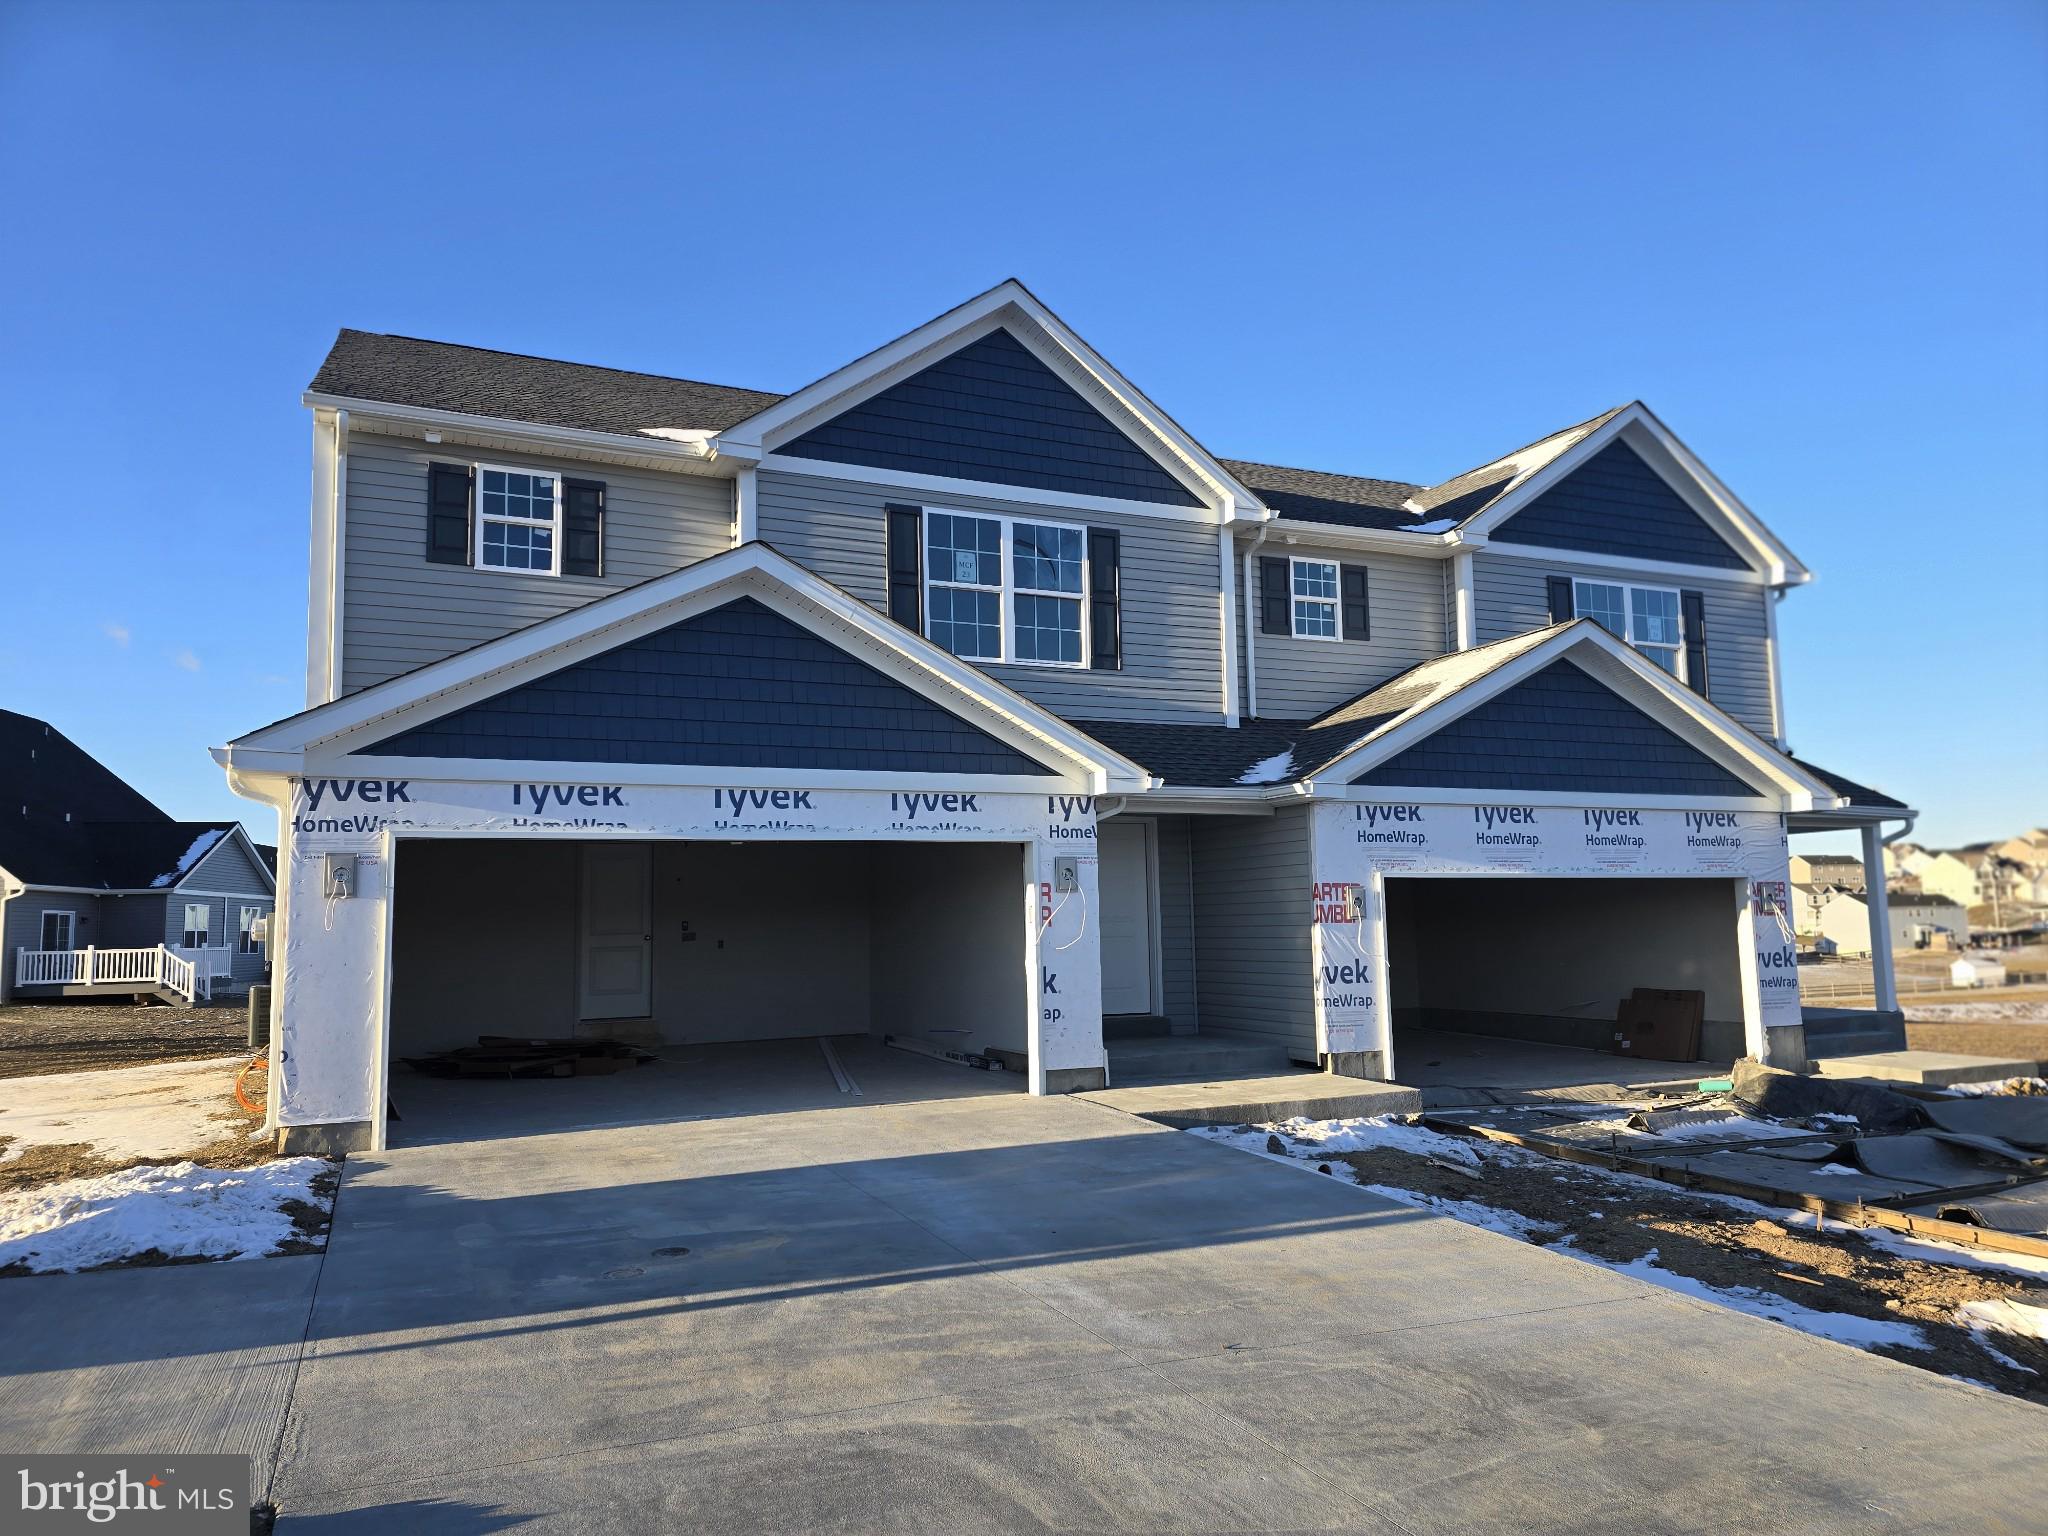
[263,1048,2038,1531]
[1395,1025,1726,1104]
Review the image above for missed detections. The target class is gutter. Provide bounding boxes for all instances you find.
[302,393,732,471]
[1241,525,1272,718]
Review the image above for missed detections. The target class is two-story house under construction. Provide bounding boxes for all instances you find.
[217,281,1913,1153]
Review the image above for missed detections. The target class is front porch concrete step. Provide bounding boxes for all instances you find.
[1084,1071,1423,1128]
[1105,1035,1292,1081]
[1813,1050,2043,1087]
[1103,1014,1180,1040]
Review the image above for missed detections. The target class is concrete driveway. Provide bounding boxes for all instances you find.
[3,1039,2041,1533]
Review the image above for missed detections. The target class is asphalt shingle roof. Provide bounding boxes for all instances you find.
[0,710,242,889]
[1217,459,1423,531]
[309,330,786,440]
[1785,756,1909,811]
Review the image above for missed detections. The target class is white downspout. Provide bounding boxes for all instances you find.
[1451,549,1476,651]
[1217,522,1240,727]
[330,410,349,703]
[1241,526,1272,719]
[1765,585,1789,749]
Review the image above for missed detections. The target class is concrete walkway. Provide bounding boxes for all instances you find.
[1,1041,2040,1532]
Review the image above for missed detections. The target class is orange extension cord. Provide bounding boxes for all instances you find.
[235,1053,269,1115]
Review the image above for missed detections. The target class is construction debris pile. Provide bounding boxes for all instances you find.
[400,1036,655,1080]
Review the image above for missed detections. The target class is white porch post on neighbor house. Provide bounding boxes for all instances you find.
[1860,823,1899,1013]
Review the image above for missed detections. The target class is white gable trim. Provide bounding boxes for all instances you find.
[218,543,1151,794]
[712,281,1268,521]
[1300,621,1834,810]
[761,454,1228,526]
[1451,405,1810,586]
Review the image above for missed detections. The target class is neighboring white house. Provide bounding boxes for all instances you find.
[1916,852,1984,910]
[1884,841,1936,880]
[1951,953,2008,989]
[1799,885,1962,957]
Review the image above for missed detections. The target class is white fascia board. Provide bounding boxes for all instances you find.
[302,393,735,477]
[1300,622,1833,809]
[1468,543,1772,587]
[1262,518,1461,557]
[222,545,1148,792]
[714,280,1266,516]
[311,761,1080,796]
[1454,404,1808,585]
[761,454,1226,526]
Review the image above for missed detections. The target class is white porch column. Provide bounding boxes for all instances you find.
[1861,823,1899,1013]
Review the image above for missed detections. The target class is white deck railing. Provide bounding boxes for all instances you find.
[14,945,211,1003]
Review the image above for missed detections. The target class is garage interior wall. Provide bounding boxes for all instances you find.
[389,839,1025,1058]
[1386,877,1745,1059]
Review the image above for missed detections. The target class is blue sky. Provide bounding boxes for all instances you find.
[1,0,2042,854]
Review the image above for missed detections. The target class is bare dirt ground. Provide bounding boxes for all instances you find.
[1903,1019,2048,1063]
[1264,1133,2048,1403]
[0,1001,248,1079]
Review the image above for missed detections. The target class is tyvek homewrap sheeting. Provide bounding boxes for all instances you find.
[275,777,1102,1130]
[1307,801,1796,1059]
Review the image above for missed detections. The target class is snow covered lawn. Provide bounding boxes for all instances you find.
[0,1054,254,1166]
[0,1158,329,1275]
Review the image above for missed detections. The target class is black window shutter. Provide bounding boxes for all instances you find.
[1341,564,1370,641]
[1259,556,1290,635]
[1546,575,1576,623]
[562,478,605,577]
[426,462,473,565]
[885,504,923,630]
[1087,528,1121,671]
[1680,589,1710,696]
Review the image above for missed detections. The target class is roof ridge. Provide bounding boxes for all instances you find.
[1419,401,1635,493]
[1219,455,1424,491]
[333,328,788,403]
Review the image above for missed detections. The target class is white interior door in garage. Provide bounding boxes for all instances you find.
[1097,818,1156,1016]
[580,843,652,1019]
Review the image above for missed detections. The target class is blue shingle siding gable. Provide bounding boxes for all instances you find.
[1350,660,1758,796]
[1490,440,1751,570]
[777,328,1202,507]
[359,597,1058,776]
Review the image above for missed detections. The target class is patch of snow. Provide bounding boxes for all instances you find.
[1235,748,1296,785]
[0,1158,326,1274]
[1908,1001,2048,1023]
[1403,517,1460,534]
[0,1056,250,1165]
[1945,1076,2048,1097]
[1564,1245,1934,1353]
[1958,1297,2048,1346]
[1262,1114,1490,1167]
[1847,1224,2048,1281]
[635,427,714,445]
[1355,1181,1561,1242]
[149,828,227,888]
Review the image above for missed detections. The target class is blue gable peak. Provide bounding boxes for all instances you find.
[1351,658,1759,797]
[1492,439,1750,570]
[778,327,1202,507]
[359,596,1058,776]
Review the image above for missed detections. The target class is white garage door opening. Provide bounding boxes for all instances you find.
[1387,876,1744,1089]
[385,837,1031,1138]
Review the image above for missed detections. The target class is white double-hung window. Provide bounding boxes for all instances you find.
[476,466,560,574]
[924,511,1088,668]
[182,903,211,950]
[1574,579,1683,677]
[1291,558,1341,640]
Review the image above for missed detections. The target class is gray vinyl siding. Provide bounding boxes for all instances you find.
[1190,808,1314,1058]
[757,470,1227,723]
[339,431,735,693]
[1471,551,1779,740]
[179,834,272,897]
[1152,815,1198,1031]
[4,889,96,959]
[99,894,167,948]
[1240,541,1448,720]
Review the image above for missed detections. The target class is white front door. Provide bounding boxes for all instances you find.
[1097,818,1156,1016]
[579,844,652,1019]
